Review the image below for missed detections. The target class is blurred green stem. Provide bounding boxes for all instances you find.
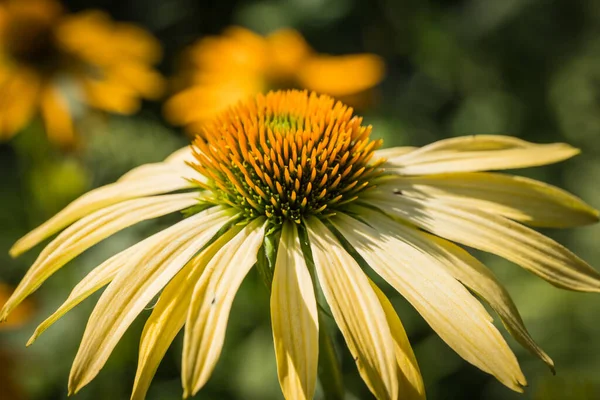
[318,312,344,400]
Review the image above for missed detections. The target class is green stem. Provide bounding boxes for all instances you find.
[318,312,345,400]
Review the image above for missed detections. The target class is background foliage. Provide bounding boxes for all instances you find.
[1,0,600,399]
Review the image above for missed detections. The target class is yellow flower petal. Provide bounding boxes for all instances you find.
[369,281,425,400]
[333,211,526,392]
[306,217,398,400]
[384,135,579,175]
[182,218,266,397]
[297,54,385,96]
[27,236,152,345]
[271,222,319,400]
[0,69,40,136]
[373,146,417,160]
[68,207,235,394]
[40,85,76,148]
[131,227,240,400]
[10,159,196,258]
[1,193,198,321]
[422,234,554,371]
[377,172,599,227]
[367,193,600,292]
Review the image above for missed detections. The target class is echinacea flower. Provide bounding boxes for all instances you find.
[3,90,600,400]
[164,26,385,135]
[0,0,164,146]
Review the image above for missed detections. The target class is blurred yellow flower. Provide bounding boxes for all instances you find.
[164,27,385,135]
[0,283,35,330]
[0,0,164,147]
[3,90,600,399]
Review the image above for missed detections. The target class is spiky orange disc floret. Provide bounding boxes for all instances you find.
[190,90,385,224]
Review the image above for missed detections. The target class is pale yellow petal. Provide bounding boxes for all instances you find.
[68,207,236,394]
[28,238,152,345]
[377,173,598,227]
[131,227,240,400]
[182,218,266,397]
[422,234,554,371]
[10,165,196,258]
[384,135,579,175]
[332,211,526,392]
[306,217,398,400]
[373,146,417,160]
[271,222,319,400]
[0,193,199,321]
[366,193,600,292]
[369,281,425,400]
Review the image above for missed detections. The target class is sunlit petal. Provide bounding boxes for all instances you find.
[333,211,526,392]
[271,222,319,400]
[376,172,598,227]
[131,228,239,400]
[306,217,398,400]
[182,218,266,397]
[384,135,579,175]
[68,207,235,394]
[366,193,600,292]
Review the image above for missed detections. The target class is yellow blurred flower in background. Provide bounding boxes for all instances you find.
[164,26,385,135]
[0,283,35,330]
[0,0,164,147]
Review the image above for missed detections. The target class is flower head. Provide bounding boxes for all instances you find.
[0,0,164,146]
[164,27,385,134]
[3,90,600,400]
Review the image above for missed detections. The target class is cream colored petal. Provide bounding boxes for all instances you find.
[68,207,236,394]
[376,173,598,227]
[374,146,417,161]
[332,211,526,392]
[352,206,552,370]
[366,192,600,292]
[306,217,398,400]
[422,234,554,371]
[10,167,196,258]
[131,227,240,400]
[369,281,425,400]
[384,135,579,175]
[0,193,199,321]
[182,218,266,397]
[164,145,196,164]
[271,222,319,400]
[28,238,152,345]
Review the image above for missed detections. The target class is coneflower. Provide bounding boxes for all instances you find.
[2,90,599,400]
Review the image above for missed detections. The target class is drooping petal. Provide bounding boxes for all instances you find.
[332,211,526,392]
[369,281,425,400]
[1,193,199,320]
[384,135,579,175]
[350,206,553,370]
[68,207,236,395]
[306,217,398,400]
[271,222,319,400]
[182,218,266,397]
[10,162,197,258]
[376,173,598,227]
[421,234,554,371]
[131,227,240,400]
[367,192,600,292]
[28,237,154,345]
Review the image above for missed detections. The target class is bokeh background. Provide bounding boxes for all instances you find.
[1,0,600,399]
